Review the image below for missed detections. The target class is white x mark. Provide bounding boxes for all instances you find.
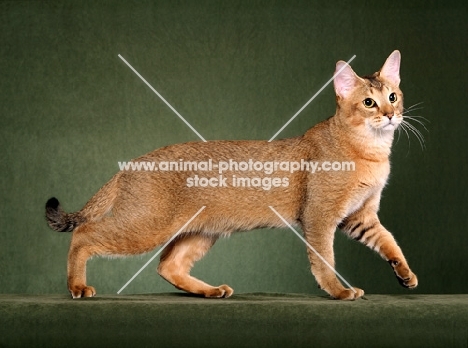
[116,53,357,294]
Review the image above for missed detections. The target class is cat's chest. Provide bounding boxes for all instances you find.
[345,184,381,217]
[355,158,390,187]
[345,160,390,215]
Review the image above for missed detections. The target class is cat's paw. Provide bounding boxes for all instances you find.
[389,260,418,289]
[205,284,234,299]
[396,271,418,289]
[333,287,365,300]
[69,285,96,299]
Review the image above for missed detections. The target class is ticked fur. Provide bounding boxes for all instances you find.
[46,50,418,300]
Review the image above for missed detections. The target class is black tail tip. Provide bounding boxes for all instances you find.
[46,197,60,210]
[45,197,75,232]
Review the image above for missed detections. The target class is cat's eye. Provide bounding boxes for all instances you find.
[363,98,376,108]
[389,92,397,103]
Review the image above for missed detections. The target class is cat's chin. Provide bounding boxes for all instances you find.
[382,124,397,131]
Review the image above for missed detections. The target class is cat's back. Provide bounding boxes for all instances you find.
[137,137,306,162]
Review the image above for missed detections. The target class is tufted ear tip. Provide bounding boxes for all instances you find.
[334,61,359,99]
[380,50,401,86]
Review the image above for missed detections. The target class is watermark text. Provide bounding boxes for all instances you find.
[118,159,355,174]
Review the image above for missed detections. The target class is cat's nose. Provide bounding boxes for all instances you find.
[385,112,394,120]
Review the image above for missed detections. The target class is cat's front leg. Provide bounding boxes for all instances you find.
[340,212,418,289]
[301,217,364,300]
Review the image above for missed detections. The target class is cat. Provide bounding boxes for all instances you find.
[46,50,418,300]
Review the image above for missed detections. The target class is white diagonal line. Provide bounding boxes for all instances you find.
[118,54,207,142]
[117,206,206,294]
[268,55,356,142]
[269,206,356,293]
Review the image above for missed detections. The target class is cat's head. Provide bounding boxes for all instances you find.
[333,51,403,136]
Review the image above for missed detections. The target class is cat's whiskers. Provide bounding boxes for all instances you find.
[394,116,405,145]
[391,102,427,150]
[400,119,426,150]
[402,115,429,131]
[404,102,424,113]
[395,126,401,144]
[396,120,411,144]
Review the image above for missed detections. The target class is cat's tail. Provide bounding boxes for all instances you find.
[45,197,85,232]
[45,174,120,232]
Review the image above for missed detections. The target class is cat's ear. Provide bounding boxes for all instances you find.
[334,61,360,99]
[380,50,401,86]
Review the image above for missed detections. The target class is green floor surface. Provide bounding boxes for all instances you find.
[0,293,466,347]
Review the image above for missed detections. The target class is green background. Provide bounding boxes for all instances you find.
[0,0,466,297]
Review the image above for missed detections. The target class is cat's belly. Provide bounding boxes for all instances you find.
[183,186,303,234]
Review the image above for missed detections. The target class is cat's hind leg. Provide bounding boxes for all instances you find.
[67,223,100,298]
[157,232,233,298]
[66,218,131,298]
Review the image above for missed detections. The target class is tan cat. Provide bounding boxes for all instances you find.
[46,50,418,300]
